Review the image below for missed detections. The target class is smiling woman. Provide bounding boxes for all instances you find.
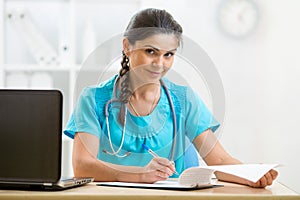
[122,33,179,106]
[63,8,277,187]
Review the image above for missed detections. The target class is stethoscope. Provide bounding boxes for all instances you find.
[102,75,177,161]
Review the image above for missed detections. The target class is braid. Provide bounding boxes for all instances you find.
[118,51,131,104]
[119,77,131,104]
[119,51,130,77]
[118,51,132,125]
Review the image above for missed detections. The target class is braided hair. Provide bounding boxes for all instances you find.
[118,51,131,104]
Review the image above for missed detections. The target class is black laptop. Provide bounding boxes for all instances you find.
[0,90,93,190]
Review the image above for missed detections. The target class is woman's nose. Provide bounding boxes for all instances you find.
[152,56,164,67]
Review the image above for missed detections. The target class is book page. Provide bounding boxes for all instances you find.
[178,168,215,186]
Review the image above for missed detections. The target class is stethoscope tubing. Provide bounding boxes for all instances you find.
[103,76,177,161]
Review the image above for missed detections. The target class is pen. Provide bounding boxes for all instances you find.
[142,144,179,175]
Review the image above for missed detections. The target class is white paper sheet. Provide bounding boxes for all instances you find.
[203,164,279,183]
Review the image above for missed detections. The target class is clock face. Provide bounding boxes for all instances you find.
[218,0,259,38]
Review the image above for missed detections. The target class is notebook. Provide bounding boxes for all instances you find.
[0,89,94,190]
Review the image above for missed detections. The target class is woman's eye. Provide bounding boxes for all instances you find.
[145,49,155,55]
[165,52,174,58]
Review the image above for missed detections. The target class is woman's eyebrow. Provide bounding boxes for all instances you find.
[143,45,177,52]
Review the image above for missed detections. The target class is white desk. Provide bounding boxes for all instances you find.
[0,181,299,200]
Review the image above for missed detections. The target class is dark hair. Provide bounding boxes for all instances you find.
[118,8,183,104]
[124,8,183,47]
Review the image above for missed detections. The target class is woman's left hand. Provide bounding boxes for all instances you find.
[246,169,278,188]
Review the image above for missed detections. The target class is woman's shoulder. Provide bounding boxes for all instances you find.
[162,78,200,108]
[162,78,193,94]
[97,75,118,88]
[81,75,117,94]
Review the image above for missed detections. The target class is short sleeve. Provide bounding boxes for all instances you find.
[64,87,102,139]
[185,87,220,142]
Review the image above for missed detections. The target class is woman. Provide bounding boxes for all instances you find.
[64,8,277,187]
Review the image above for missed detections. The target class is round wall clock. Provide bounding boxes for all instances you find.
[218,0,259,38]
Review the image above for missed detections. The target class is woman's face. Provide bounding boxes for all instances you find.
[124,34,179,83]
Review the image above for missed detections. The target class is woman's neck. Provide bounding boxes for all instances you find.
[131,83,160,100]
[129,83,161,116]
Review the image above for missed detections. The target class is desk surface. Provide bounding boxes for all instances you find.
[0,181,299,200]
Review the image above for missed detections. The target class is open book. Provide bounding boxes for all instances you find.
[97,164,279,190]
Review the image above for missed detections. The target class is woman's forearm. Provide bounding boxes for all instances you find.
[73,133,144,182]
[73,155,143,182]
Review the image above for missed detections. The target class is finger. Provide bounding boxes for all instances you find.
[270,169,278,180]
[146,159,160,171]
[165,161,178,175]
[150,159,174,176]
[169,162,177,173]
[265,172,273,186]
[157,165,174,176]
[155,170,169,179]
[154,157,172,166]
[259,176,268,188]
[153,157,176,175]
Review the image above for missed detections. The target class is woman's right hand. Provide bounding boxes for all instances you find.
[139,157,176,183]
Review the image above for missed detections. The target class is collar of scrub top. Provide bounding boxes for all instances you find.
[103,75,177,161]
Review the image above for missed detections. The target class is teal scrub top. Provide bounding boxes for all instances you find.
[64,75,219,176]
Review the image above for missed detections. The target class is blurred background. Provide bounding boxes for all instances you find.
[0,0,299,193]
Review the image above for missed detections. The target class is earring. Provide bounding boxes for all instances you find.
[126,58,130,67]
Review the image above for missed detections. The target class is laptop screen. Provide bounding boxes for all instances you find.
[0,90,62,184]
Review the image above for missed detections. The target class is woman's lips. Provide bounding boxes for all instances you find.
[145,69,162,77]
